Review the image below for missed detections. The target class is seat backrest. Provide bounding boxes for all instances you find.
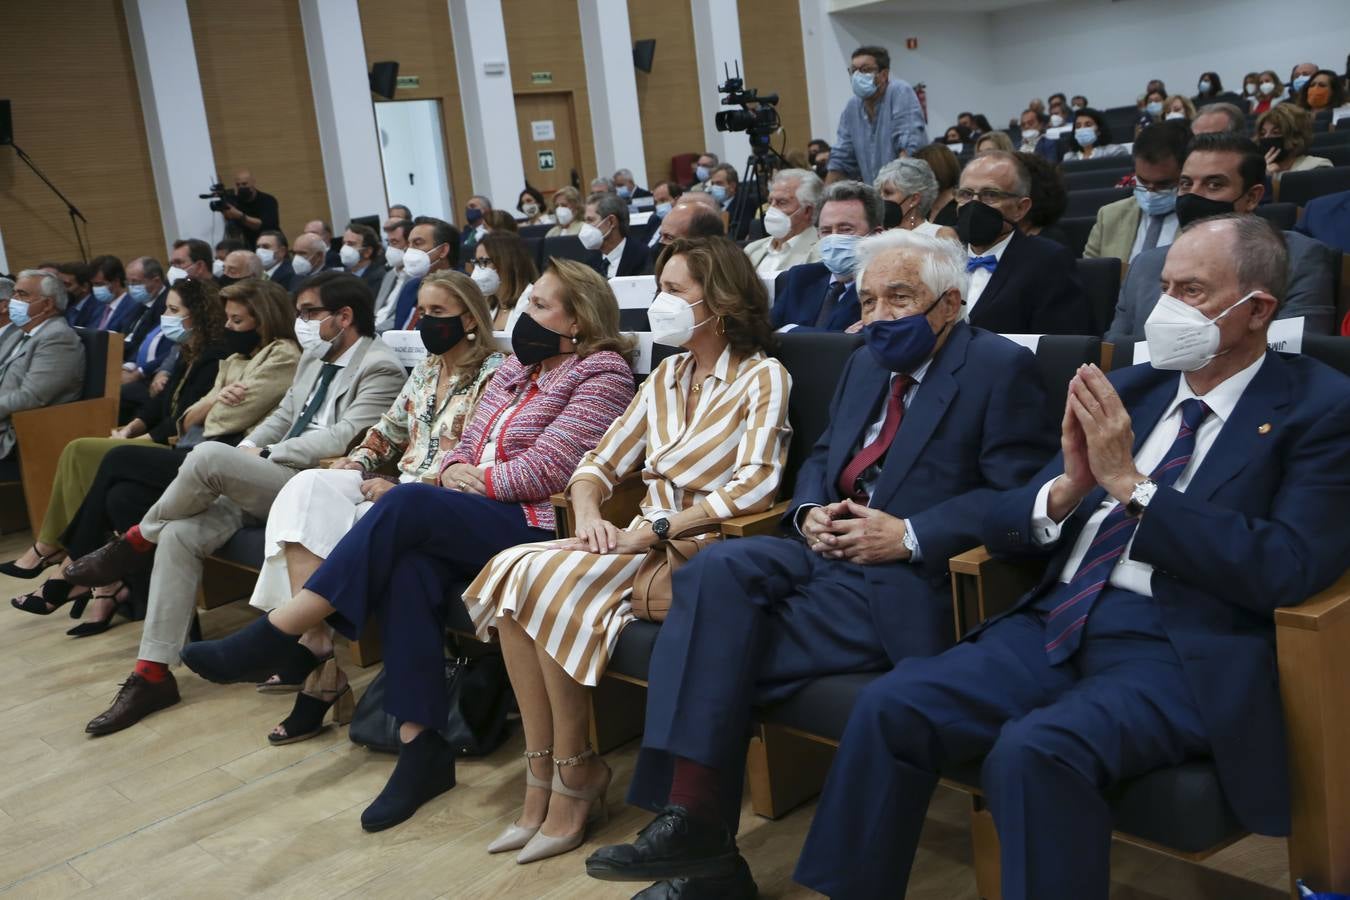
[1253,202,1299,231]
[1317,145,1350,168]
[73,327,109,400]
[541,235,602,273]
[1103,105,1141,137]
[1074,256,1123,335]
[1302,334,1350,376]
[1110,340,1142,371]
[1061,154,1138,173]
[670,153,698,187]
[1032,335,1104,417]
[1312,128,1350,147]
[772,332,865,496]
[1062,167,1132,192]
[1064,186,1132,219]
[1059,215,1097,258]
[1277,166,1350,206]
[520,236,544,272]
[519,224,552,240]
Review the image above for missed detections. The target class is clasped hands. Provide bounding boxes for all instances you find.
[801,500,909,565]
[329,457,397,502]
[1048,363,1147,520]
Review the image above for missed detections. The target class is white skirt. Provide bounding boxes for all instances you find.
[248,468,378,612]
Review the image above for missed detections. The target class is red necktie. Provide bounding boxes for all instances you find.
[837,374,913,502]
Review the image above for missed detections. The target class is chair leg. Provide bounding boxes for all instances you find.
[746,722,836,820]
[970,797,1003,900]
[588,675,646,754]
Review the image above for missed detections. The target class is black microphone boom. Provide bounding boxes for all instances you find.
[9,141,89,262]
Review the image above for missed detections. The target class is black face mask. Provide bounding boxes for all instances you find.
[216,274,239,288]
[222,328,261,356]
[955,200,1008,247]
[511,311,571,367]
[418,314,467,355]
[814,163,829,179]
[1175,192,1237,228]
[883,200,905,230]
[1258,136,1285,162]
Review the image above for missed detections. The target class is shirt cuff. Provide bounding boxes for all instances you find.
[793,503,823,539]
[903,518,922,562]
[1030,476,1077,546]
[775,324,799,333]
[238,440,256,449]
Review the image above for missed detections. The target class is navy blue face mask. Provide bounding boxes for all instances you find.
[862,294,949,374]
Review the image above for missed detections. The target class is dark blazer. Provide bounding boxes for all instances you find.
[981,353,1350,836]
[771,262,860,332]
[390,275,425,331]
[102,295,140,334]
[592,236,651,279]
[267,258,298,292]
[136,343,230,444]
[1294,189,1350,253]
[968,229,1092,335]
[787,324,1057,661]
[352,263,387,295]
[123,287,169,361]
[65,296,100,329]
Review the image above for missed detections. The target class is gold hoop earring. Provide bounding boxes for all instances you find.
[716,316,725,336]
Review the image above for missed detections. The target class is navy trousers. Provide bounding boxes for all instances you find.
[794,588,1208,900]
[627,535,893,830]
[305,483,549,726]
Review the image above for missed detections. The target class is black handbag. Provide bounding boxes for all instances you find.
[349,641,514,756]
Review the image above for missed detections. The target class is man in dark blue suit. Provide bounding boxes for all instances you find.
[388,216,457,330]
[586,230,1057,897]
[794,214,1350,900]
[58,262,99,328]
[1295,187,1350,254]
[770,180,883,332]
[256,230,297,292]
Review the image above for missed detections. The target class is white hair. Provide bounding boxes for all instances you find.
[770,168,824,211]
[854,230,969,317]
[875,158,939,217]
[226,250,264,278]
[612,168,634,181]
[590,176,615,191]
[17,269,69,312]
[0,277,13,301]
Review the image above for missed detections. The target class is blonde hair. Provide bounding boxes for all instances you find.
[220,278,295,347]
[551,185,582,213]
[976,131,1015,154]
[1257,103,1313,160]
[542,258,635,360]
[419,270,498,377]
[1164,94,1196,120]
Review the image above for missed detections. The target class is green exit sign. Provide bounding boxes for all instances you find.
[396,75,421,89]
[531,71,553,85]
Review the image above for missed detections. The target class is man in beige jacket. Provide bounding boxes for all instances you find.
[743,168,824,278]
[1083,121,1189,263]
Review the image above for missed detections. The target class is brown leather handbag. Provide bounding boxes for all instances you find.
[630,518,724,622]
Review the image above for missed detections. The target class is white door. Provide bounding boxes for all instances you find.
[374,99,454,222]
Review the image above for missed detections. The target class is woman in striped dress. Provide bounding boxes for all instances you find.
[464,237,792,864]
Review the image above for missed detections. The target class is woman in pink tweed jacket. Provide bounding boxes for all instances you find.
[179,260,635,832]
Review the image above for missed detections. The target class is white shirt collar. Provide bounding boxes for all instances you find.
[1168,351,1267,425]
[326,337,362,369]
[265,261,282,276]
[606,238,627,270]
[968,230,1014,261]
[770,228,812,254]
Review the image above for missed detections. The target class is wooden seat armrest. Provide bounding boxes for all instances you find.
[12,396,119,529]
[717,500,792,538]
[949,546,1048,641]
[552,473,647,539]
[1275,567,1350,895]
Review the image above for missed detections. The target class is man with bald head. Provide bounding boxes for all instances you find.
[218,170,279,249]
[304,220,343,269]
[220,250,263,286]
[291,232,331,287]
[640,203,726,274]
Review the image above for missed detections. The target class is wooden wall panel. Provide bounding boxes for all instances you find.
[626,0,705,186]
[357,0,472,224]
[189,0,328,243]
[0,1,164,268]
[738,0,814,162]
[501,0,597,189]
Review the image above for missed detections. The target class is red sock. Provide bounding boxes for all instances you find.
[134,659,170,682]
[123,526,153,552]
[668,756,722,825]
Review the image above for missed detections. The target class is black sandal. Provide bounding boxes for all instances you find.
[67,583,131,638]
[10,579,91,617]
[256,650,335,694]
[268,659,354,745]
[0,545,68,580]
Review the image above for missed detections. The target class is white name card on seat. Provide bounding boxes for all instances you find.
[999,333,1043,353]
[1130,317,1305,365]
[630,210,653,226]
[379,329,428,369]
[609,275,657,309]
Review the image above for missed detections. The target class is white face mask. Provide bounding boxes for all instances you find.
[212,259,225,278]
[763,206,793,240]
[339,244,362,268]
[385,246,405,269]
[1049,114,1065,128]
[1165,111,1186,121]
[291,254,313,277]
[579,221,608,251]
[522,202,540,217]
[554,206,575,226]
[648,292,708,347]
[256,247,276,268]
[471,264,501,297]
[167,265,189,285]
[1021,128,1041,142]
[294,314,342,356]
[402,246,434,279]
[1259,82,1276,95]
[948,142,964,155]
[1144,291,1255,371]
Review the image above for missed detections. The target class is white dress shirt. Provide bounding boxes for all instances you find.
[965,231,1014,313]
[1128,211,1179,262]
[603,239,627,277]
[1031,354,1267,596]
[755,230,811,278]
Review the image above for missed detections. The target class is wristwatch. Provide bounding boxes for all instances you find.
[651,517,671,540]
[258,447,272,460]
[901,525,918,556]
[1124,479,1157,518]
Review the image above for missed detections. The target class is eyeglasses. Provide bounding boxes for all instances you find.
[954,188,1025,205]
[474,258,497,270]
[295,306,333,322]
[847,65,881,76]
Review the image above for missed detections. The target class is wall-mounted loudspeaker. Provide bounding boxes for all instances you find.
[633,40,656,73]
[369,62,400,100]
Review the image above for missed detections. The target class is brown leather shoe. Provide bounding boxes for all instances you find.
[63,535,154,587]
[86,672,180,736]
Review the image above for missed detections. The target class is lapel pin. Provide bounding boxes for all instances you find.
[1258,423,1272,435]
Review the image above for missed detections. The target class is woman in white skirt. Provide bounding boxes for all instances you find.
[250,271,503,732]
[463,237,792,863]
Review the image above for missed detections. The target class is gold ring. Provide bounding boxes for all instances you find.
[458,480,467,489]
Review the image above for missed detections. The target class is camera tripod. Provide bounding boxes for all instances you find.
[728,138,787,242]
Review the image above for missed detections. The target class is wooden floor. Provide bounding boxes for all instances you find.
[0,528,1295,899]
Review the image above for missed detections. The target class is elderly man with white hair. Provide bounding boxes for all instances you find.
[587,229,1057,899]
[611,167,653,204]
[874,157,959,240]
[743,167,824,276]
[221,249,264,285]
[0,270,86,478]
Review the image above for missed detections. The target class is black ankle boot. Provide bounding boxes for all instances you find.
[179,614,318,685]
[361,730,457,832]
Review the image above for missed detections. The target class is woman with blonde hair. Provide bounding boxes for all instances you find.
[1162,94,1196,123]
[975,131,1015,155]
[462,236,791,864]
[546,186,584,237]
[178,259,637,833]
[244,270,506,718]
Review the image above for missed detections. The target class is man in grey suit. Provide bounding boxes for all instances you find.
[68,272,406,735]
[0,270,85,478]
[1106,133,1336,344]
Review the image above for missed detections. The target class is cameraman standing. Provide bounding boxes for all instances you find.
[218,170,280,249]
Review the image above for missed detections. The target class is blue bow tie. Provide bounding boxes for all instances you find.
[966,255,998,274]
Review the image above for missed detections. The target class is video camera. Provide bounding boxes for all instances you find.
[199,182,238,213]
[714,63,779,149]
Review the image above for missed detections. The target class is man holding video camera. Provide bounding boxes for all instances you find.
[208,170,280,250]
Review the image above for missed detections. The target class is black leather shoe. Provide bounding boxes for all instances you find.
[631,855,758,899]
[63,536,154,587]
[179,614,318,685]
[586,806,740,883]
[360,730,457,832]
[86,672,180,736]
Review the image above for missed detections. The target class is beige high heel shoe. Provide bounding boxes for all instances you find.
[516,747,612,864]
[487,747,552,853]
